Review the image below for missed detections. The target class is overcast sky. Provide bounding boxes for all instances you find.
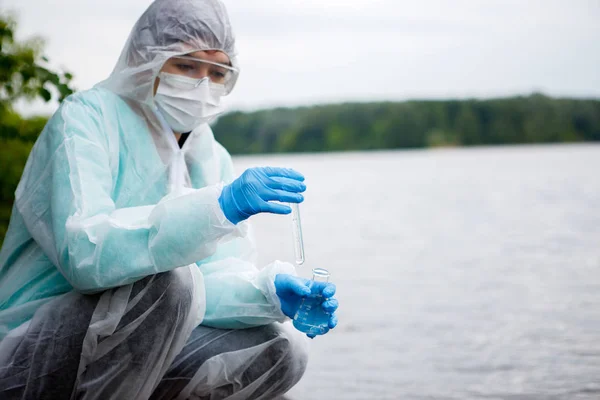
[2,0,600,116]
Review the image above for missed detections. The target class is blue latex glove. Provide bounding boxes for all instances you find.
[275,274,339,338]
[219,167,306,225]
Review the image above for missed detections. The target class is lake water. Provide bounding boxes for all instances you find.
[233,144,600,400]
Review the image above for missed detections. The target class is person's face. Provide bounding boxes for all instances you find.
[154,50,231,95]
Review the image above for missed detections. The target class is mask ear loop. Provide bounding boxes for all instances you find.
[151,56,171,109]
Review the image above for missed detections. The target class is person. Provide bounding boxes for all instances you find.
[0,0,339,398]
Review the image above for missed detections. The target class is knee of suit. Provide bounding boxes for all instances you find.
[152,268,197,317]
[259,325,309,388]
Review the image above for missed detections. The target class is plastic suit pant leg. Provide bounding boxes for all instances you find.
[150,323,309,400]
[0,269,308,400]
[0,269,198,400]
[0,290,98,399]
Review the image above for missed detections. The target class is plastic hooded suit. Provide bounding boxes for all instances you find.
[0,0,306,398]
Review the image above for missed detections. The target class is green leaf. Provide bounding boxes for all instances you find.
[39,87,51,102]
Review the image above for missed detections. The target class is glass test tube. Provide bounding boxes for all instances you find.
[291,203,305,265]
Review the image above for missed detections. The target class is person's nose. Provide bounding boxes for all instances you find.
[194,65,211,81]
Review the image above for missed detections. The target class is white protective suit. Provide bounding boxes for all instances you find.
[0,0,307,398]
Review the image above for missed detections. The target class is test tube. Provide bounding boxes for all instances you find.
[290,203,305,265]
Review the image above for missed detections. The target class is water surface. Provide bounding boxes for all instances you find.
[233,144,600,400]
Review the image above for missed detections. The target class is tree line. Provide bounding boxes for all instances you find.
[212,95,600,154]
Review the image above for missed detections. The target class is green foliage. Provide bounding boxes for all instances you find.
[0,13,75,247]
[0,138,33,241]
[213,95,600,154]
[0,14,74,112]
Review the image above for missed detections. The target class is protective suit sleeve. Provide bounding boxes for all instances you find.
[195,143,297,329]
[14,94,244,293]
[198,258,296,329]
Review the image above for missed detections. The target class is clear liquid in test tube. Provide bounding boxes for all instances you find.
[290,203,305,265]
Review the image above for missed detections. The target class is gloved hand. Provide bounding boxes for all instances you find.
[275,274,339,338]
[219,167,306,225]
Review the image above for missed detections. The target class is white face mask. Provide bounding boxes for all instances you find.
[154,72,225,133]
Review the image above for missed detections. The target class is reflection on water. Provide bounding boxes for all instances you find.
[233,144,600,400]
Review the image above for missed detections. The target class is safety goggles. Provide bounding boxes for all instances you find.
[166,56,238,92]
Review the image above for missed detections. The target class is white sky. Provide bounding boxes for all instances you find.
[2,0,600,116]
